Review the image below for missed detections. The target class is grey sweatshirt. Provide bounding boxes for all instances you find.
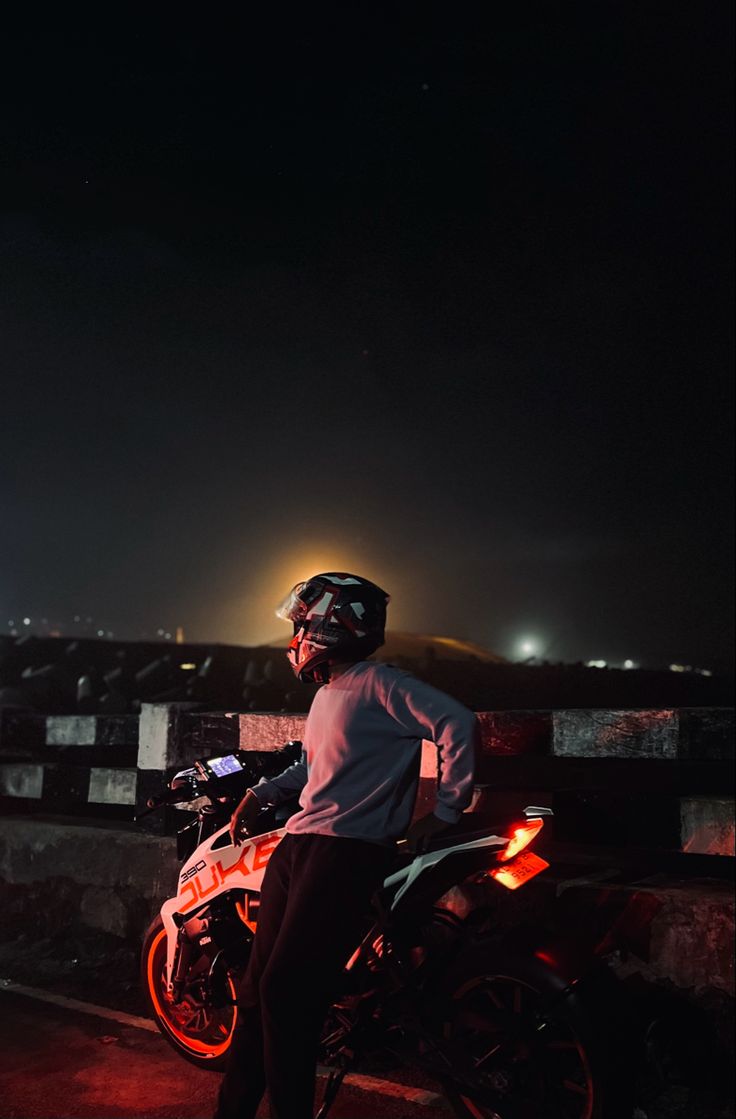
[251,661,478,845]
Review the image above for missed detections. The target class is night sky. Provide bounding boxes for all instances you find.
[1,6,733,670]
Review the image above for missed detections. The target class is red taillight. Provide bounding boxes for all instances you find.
[500,817,544,862]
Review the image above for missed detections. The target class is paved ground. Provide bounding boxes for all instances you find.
[0,932,732,1119]
[0,989,454,1119]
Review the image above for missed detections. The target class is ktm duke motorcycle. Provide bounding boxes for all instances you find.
[139,746,634,1119]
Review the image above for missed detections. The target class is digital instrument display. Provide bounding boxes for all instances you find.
[203,754,245,779]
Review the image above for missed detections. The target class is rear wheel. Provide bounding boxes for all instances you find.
[141,917,239,1071]
[438,952,633,1119]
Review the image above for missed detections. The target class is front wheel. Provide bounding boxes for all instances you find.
[437,950,634,1119]
[141,917,239,1071]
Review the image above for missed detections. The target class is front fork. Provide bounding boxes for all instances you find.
[169,915,242,1008]
[171,924,194,1002]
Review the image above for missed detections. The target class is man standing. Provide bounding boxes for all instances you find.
[214,572,477,1119]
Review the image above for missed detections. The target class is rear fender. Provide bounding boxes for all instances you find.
[384,834,508,914]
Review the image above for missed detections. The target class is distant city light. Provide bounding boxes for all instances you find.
[23,617,30,626]
[179,662,197,671]
[586,659,607,668]
[670,664,713,677]
[623,659,636,670]
[97,629,104,637]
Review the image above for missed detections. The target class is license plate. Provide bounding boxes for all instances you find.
[490,850,550,891]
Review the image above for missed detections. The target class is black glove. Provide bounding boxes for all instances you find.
[229,789,261,846]
[405,811,451,854]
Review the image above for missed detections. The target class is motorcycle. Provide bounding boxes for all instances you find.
[139,745,635,1119]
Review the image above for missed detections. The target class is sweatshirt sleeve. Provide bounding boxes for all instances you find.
[385,673,478,824]
[250,750,309,808]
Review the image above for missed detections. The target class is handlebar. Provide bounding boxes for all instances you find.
[135,742,303,823]
[146,787,196,810]
[134,784,201,821]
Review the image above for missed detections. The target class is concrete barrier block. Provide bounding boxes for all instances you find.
[553,710,678,758]
[552,708,734,760]
[40,764,91,810]
[0,818,180,939]
[0,709,46,757]
[46,716,98,747]
[238,712,307,750]
[137,704,173,770]
[550,878,735,997]
[95,716,139,748]
[137,703,200,770]
[681,796,735,855]
[476,711,552,757]
[678,709,734,760]
[188,712,240,756]
[0,763,43,799]
[88,767,137,806]
[647,882,735,995]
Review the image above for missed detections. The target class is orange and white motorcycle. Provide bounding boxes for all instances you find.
[140,747,635,1119]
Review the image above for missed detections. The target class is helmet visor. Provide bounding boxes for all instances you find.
[275,582,310,624]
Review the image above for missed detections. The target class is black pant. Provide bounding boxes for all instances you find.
[214,833,394,1119]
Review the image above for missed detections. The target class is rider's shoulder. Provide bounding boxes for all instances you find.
[363,660,414,689]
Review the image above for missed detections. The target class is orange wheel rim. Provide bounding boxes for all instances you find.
[147,927,237,1059]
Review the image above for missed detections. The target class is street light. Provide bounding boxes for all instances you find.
[516,636,541,661]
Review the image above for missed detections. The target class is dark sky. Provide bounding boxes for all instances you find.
[1,5,733,669]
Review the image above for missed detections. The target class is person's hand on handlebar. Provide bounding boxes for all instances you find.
[229,789,261,846]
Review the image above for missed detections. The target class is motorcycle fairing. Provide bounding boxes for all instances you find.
[160,823,288,985]
[160,826,507,986]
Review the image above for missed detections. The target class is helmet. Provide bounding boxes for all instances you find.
[276,572,390,683]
